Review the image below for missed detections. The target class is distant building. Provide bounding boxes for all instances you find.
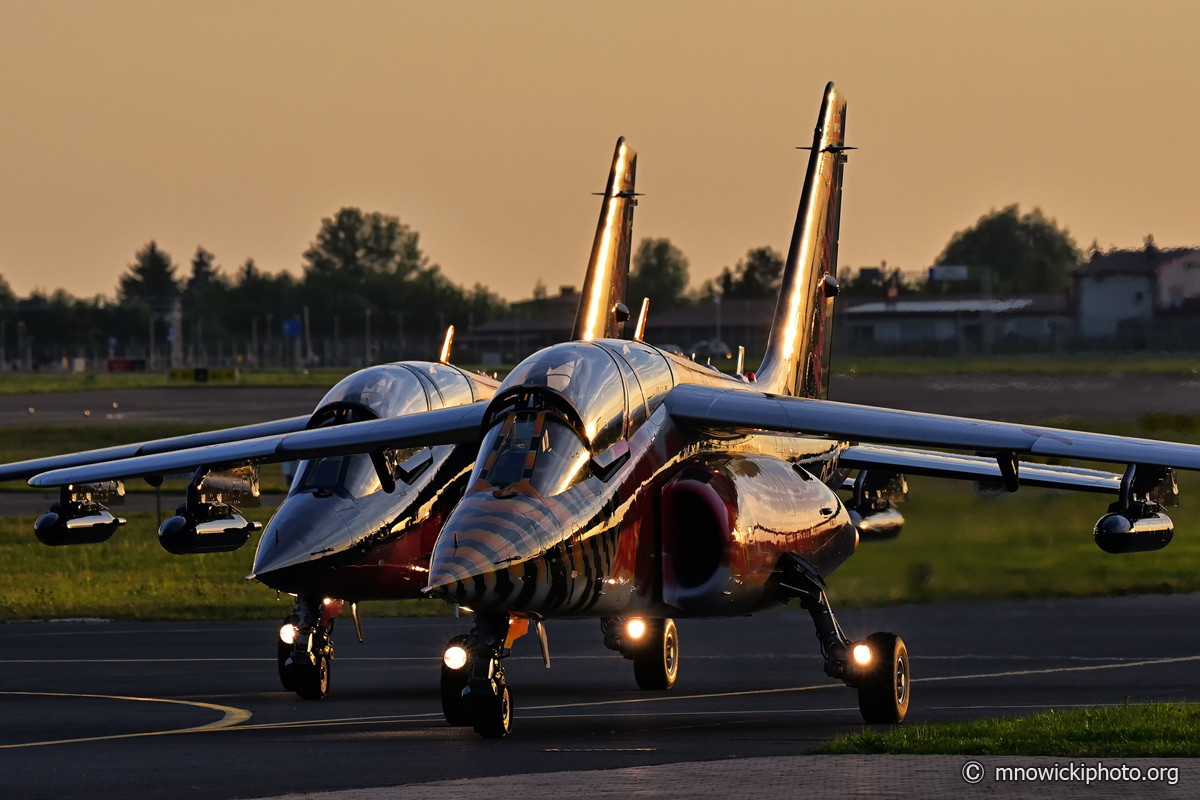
[460,285,579,363]
[643,298,776,358]
[836,296,1070,354]
[1074,245,1200,339]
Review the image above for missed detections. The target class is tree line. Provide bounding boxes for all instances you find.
[631,203,1082,307]
[0,208,508,365]
[0,203,1081,366]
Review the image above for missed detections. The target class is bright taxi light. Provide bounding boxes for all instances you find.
[443,645,468,670]
[322,597,333,605]
[626,619,646,639]
[279,623,297,645]
[852,644,871,665]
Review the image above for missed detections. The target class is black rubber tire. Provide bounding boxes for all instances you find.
[857,632,909,724]
[633,618,679,690]
[440,635,472,726]
[295,652,331,700]
[277,638,299,693]
[472,682,513,739]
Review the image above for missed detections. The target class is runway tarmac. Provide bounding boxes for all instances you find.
[0,387,328,427]
[3,592,1200,800]
[0,371,1196,430]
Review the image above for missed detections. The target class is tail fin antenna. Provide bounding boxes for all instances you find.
[633,297,649,341]
[439,325,454,364]
[571,138,638,341]
[756,82,848,398]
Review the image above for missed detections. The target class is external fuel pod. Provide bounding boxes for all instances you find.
[34,481,127,546]
[848,505,904,541]
[35,508,125,546]
[159,513,262,555]
[1093,511,1173,554]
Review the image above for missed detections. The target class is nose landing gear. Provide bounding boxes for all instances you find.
[778,554,909,724]
[277,595,342,700]
[440,634,473,726]
[442,613,531,738]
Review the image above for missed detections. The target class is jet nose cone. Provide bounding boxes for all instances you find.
[427,492,555,604]
[252,494,354,589]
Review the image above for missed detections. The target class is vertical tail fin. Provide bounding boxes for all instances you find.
[756,83,848,398]
[571,137,638,341]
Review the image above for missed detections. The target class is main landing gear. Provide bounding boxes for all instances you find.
[441,613,548,738]
[278,595,343,700]
[602,617,679,690]
[779,555,909,724]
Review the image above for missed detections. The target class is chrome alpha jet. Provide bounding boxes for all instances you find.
[24,85,1198,740]
[10,137,640,702]
[345,83,1197,738]
[1,349,498,699]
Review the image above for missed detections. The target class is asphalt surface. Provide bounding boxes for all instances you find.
[4,593,1200,800]
[829,373,1200,421]
[0,387,328,427]
[0,372,1198,430]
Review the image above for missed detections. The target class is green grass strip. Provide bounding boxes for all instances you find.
[815,702,1200,757]
[0,510,452,622]
[835,354,1200,377]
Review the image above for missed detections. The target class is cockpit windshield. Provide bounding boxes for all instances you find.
[470,411,592,497]
[497,343,625,452]
[315,365,429,421]
[294,453,383,499]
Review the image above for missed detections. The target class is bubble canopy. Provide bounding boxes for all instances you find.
[495,342,626,452]
[315,365,429,422]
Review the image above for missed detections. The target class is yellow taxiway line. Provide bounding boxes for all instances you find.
[0,691,251,749]
[5,653,1200,746]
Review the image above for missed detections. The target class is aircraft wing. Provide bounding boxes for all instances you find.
[839,444,1121,493]
[0,415,311,484]
[664,384,1200,472]
[29,402,489,487]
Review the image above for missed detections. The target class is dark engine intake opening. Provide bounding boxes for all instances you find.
[663,477,728,589]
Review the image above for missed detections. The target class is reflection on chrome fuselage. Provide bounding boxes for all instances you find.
[252,361,496,601]
[426,340,857,620]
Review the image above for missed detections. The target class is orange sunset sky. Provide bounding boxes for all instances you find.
[1,1,1197,300]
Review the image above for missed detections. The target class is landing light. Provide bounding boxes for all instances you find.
[852,644,871,665]
[322,597,333,605]
[626,619,646,639]
[279,623,297,645]
[444,645,468,670]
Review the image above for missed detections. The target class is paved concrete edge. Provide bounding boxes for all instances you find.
[257,755,1200,799]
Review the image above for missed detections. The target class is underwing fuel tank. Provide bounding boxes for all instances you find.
[158,466,263,555]
[35,509,125,546]
[159,513,261,555]
[1093,510,1173,554]
[848,506,904,541]
[660,454,857,616]
[846,470,906,541]
[34,481,127,546]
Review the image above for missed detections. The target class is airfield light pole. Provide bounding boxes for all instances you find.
[715,293,722,344]
[391,311,404,360]
[303,306,314,366]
